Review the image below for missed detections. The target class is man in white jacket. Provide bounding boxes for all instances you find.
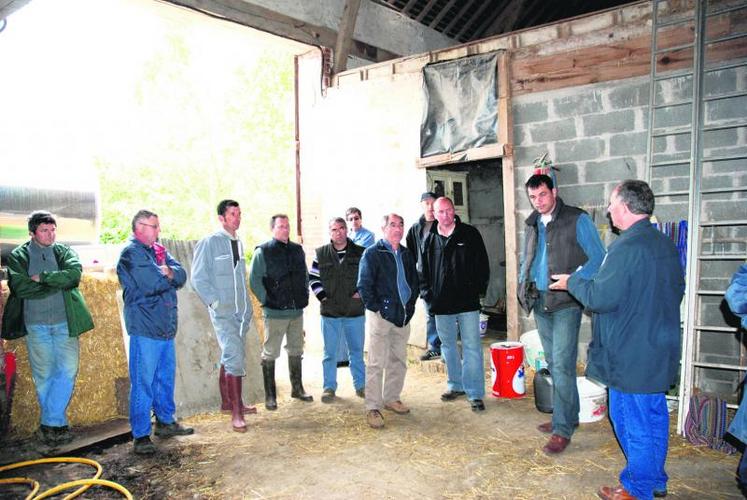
[191,199,254,433]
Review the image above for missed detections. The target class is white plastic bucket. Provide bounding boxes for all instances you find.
[519,330,547,371]
[577,376,607,423]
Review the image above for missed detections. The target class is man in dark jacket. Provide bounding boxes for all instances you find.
[309,217,366,403]
[405,191,441,361]
[357,213,418,429]
[519,173,605,455]
[420,197,490,412]
[2,211,94,446]
[551,180,685,500]
[249,214,312,410]
[117,209,193,455]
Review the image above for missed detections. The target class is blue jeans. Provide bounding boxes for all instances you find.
[322,316,365,391]
[609,389,669,500]
[533,294,582,438]
[129,335,177,439]
[435,311,484,400]
[25,322,79,427]
[423,300,441,353]
[336,332,350,363]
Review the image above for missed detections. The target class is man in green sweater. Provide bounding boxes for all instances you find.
[2,211,94,446]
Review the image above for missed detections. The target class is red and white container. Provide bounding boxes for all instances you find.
[490,342,526,398]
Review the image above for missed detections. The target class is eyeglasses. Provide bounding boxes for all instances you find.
[347,216,360,221]
[138,222,160,229]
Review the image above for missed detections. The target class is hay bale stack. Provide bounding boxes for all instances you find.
[4,272,128,436]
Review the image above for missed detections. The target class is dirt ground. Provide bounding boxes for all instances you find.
[0,350,741,500]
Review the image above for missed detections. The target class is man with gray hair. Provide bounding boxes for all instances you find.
[2,211,94,446]
[551,180,685,500]
[357,213,418,429]
[309,217,366,403]
[117,210,193,455]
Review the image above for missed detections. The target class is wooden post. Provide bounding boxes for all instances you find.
[498,50,520,341]
[334,0,362,74]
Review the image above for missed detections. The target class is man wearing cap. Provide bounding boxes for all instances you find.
[2,210,94,446]
[406,192,441,361]
[518,173,605,455]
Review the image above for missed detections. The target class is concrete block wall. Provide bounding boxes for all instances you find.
[511,69,747,397]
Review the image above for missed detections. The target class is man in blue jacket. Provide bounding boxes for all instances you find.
[551,180,685,500]
[725,264,747,493]
[357,213,418,429]
[117,210,193,455]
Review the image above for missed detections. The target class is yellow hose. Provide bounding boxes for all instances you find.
[0,477,40,500]
[0,456,132,499]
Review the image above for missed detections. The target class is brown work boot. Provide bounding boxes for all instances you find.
[542,434,570,454]
[366,410,385,429]
[384,400,410,414]
[537,421,553,434]
[597,485,636,500]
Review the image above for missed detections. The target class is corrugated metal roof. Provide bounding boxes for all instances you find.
[372,0,636,42]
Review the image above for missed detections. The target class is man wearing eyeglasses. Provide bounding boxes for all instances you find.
[117,210,193,456]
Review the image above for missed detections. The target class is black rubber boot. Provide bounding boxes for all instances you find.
[289,355,313,402]
[262,359,278,411]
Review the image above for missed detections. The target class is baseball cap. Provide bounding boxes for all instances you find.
[420,192,437,201]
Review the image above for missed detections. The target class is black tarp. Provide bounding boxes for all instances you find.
[420,52,498,158]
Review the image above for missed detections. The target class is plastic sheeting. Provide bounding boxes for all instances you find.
[420,52,499,158]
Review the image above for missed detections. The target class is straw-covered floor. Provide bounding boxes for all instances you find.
[80,368,739,499]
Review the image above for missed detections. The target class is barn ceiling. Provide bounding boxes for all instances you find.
[372,0,635,43]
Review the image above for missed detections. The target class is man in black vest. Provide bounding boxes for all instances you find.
[309,217,366,403]
[249,214,313,410]
[518,174,605,455]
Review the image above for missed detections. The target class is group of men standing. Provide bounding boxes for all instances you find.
[0,176,692,498]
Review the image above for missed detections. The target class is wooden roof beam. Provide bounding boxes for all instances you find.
[454,1,494,40]
[166,0,399,64]
[334,0,362,73]
[428,0,458,30]
[415,0,439,22]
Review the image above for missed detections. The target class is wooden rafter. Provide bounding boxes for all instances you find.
[454,0,494,40]
[334,0,362,73]
[443,0,477,35]
[476,0,519,38]
[428,0,458,30]
[415,0,439,22]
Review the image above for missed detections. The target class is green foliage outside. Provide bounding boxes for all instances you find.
[95,27,301,249]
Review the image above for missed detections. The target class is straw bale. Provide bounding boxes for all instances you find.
[6,272,129,436]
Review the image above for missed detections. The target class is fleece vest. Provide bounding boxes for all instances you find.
[259,239,309,310]
[316,242,365,318]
